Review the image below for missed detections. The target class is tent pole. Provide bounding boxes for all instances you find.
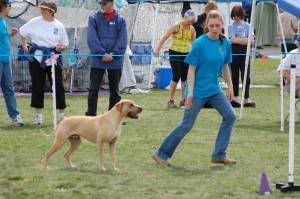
[239,0,256,119]
[280,58,284,131]
[129,3,140,44]
[276,4,288,54]
[70,29,77,94]
[70,0,82,93]
[149,3,159,90]
[276,3,288,131]
[225,0,230,36]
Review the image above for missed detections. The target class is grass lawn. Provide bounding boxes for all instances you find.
[1,59,300,198]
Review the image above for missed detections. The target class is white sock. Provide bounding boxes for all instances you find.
[36,113,42,117]
[59,112,65,119]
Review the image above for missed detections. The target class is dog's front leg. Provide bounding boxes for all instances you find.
[97,141,106,172]
[109,138,119,171]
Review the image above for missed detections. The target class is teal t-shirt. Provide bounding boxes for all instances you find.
[184,34,232,99]
[0,17,10,63]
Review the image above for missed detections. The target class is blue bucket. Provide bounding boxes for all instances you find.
[154,66,172,89]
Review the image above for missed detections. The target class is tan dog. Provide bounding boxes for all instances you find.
[43,99,142,172]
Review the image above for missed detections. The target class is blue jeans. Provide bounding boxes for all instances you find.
[0,62,20,119]
[156,92,236,160]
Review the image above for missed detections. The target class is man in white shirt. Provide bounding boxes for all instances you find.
[278,35,300,97]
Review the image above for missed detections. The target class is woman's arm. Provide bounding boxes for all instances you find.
[283,70,291,80]
[191,26,196,42]
[56,24,69,52]
[154,24,179,55]
[186,65,196,109]
[230,23,254,45]
[230,36,253,45]
[283,70,300,83]
[223,64,234,101]
[20,36,29,54]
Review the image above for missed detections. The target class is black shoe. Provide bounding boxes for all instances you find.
[244,98,256,108]
[85,112,96,116]
[231,100,241,108]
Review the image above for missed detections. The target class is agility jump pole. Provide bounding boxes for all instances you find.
[51,53,57,129]
[276,63,300,192]
[240,0,256,119]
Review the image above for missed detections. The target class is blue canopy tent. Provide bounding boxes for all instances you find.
[277,0,300,18]
[126,0,300,17]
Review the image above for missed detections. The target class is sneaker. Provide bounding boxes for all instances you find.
[231,97,241,108]
[211,158,237,165]
[167,99,177,108]
[12,115,24,127]
[35,114,43,125]
[179,99,185,108]
[152,154,170,167]
[244,98,256,108]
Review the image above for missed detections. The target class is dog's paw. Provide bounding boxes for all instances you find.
[41,160,47,170]
[99,167,106,173]
[113,167,120,172]
[66,164,76,169]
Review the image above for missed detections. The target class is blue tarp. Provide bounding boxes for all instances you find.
[277,0,300,18]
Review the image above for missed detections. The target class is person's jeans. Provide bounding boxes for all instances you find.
[86,68,122,116]
[0,62,20,119]
[156,92,236,160]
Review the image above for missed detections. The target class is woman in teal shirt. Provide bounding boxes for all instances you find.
[153,10,236,166]
[0,0,23,127]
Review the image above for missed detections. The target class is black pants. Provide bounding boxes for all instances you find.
[231,55,251,99]
[169,50,189,83]
[29,59,66,109]
[86,68,122,116]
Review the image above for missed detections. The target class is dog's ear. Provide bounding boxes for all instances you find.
[115,101,123,113]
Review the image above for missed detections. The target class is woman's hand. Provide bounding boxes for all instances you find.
[153,48,160,56]
[10,28,18,37]
[22,45,29,54]
[185,95,193,110]
[227,86,234,102]
[55,44,66,52]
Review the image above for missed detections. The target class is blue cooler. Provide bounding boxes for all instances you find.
[154,66,172,89]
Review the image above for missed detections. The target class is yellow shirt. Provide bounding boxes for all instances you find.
[170,22,194,53]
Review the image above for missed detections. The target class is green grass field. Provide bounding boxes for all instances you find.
[1,58,300,198]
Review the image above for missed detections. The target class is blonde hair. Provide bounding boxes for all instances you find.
[204,1,218,13]
[204,10,226,41]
